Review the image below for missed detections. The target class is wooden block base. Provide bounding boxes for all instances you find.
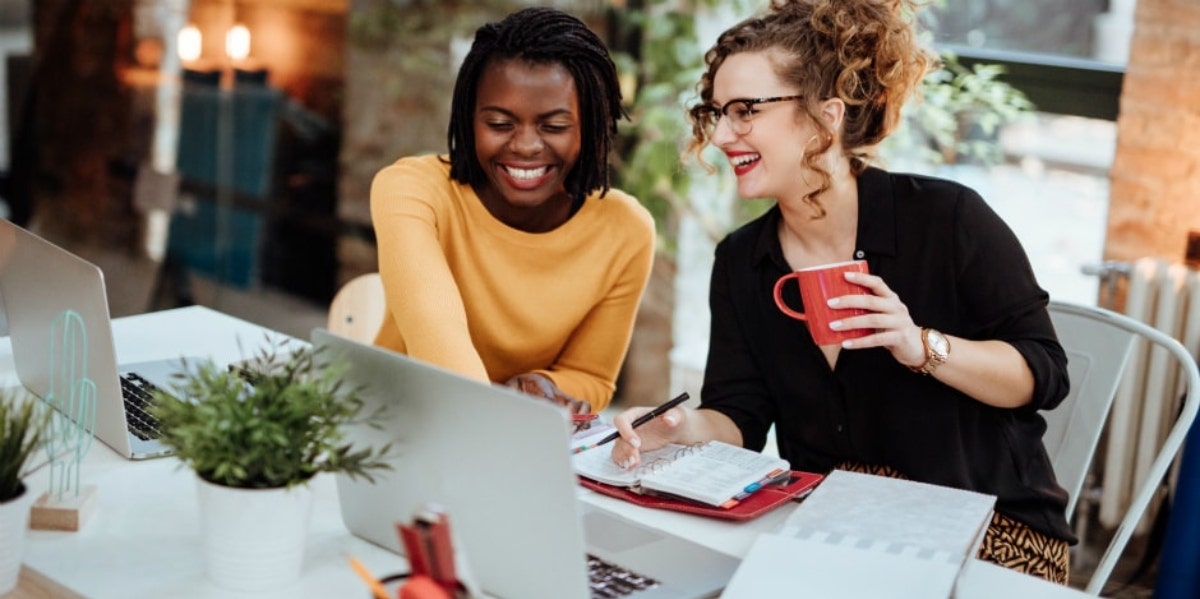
[29,485,98,532]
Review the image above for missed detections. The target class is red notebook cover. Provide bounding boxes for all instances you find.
[578,470,824,521]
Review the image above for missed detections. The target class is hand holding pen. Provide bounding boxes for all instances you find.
[573,392,690,460]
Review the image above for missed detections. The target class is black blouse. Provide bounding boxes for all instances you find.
[700,167,1075,542]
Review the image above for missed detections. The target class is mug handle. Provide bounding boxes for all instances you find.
[773,273,808,321]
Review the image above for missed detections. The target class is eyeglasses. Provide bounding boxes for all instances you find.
[691,95,804,135]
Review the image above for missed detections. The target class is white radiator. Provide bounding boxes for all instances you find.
[1097,258,1200,530]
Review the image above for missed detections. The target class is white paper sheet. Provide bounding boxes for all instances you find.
[781,470,996,558]
[726,470,999,599]
[723,531,961,599]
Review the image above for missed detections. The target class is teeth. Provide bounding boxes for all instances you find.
[730,154,759,167]
[505,166,549,180]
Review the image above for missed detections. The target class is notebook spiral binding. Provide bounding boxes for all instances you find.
[634,442,707,477]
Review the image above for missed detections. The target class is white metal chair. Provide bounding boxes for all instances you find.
[1044,300,1200,595]
[326,272,386,344]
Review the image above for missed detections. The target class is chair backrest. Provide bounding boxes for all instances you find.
[1045,300,1200,595]
[327,273,386,344]
[1044,303,1137,516]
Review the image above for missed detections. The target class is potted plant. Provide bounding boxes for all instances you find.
[0,390,50,594]
[151,340,391,592]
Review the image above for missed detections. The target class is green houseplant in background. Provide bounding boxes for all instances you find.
[151,340,391,591]
[885,51,1035,167]
[0,390,50,594]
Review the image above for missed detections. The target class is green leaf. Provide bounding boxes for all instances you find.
[150,339,393,489]
[0,390,50,501]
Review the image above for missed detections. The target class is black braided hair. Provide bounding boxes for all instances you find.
[447,7,625,203]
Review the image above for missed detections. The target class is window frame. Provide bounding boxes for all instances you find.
[945,43,1125,121]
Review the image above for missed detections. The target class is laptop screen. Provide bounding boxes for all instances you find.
[313,328,593,598]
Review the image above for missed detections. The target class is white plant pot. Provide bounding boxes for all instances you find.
[0,483,33,595]
[195,474,314,592]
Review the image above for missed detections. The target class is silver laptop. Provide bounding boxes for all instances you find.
[312,329,741,599]
[0,219,192,459]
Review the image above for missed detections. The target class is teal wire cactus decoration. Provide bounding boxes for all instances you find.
[43,309,96,501]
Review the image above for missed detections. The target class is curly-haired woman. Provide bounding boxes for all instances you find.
[611,0,1074,583]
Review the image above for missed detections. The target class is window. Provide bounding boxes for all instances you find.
[895,1,1134,305]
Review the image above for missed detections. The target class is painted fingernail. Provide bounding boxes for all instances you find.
[830,320,843,330]
[842,340,854,348]
[828,298,841,307]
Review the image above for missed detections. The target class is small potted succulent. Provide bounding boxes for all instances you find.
[0,390,50,594]
[151,339,391,592]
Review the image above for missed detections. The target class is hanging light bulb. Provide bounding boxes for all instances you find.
[225,24,251,62]
[178,24,202,63]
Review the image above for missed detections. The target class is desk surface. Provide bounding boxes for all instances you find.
[4,306,1090,598]
[4,306,781,599]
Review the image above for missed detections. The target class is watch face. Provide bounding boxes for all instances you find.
[928,330,949,357]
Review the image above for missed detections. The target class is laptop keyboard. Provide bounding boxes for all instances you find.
[587,554,660,598]
[120,372,164,441]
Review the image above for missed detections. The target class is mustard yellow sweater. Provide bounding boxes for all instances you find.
[370,155,656,411]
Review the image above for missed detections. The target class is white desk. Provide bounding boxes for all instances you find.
[4,307,781,599]
[4,307,1090,598]
[3,307,407,598]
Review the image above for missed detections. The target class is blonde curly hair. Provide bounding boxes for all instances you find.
[688,0,935,216]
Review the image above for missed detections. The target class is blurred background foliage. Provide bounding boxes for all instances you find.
[883,52,1034,167]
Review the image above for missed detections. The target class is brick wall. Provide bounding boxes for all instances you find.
[1106,0,1200,265]
[25,0,135,243]
[187,0,345,123]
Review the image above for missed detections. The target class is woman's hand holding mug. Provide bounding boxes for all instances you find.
[773,260,872,346]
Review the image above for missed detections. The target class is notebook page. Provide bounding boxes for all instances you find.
[781,470,996,558]
[571,442,686,487]
[727,471,996,598]
[638,441,789,507]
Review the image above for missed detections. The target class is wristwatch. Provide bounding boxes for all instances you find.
[909,328,950,375]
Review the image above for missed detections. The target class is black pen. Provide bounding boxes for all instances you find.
[572,392,690,454]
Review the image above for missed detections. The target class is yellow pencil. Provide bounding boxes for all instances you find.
[349,556,390,599]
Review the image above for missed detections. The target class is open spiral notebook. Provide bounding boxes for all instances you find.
[571,430,823,520]
[573,438,792,508]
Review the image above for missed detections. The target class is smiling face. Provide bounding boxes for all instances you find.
[710,51,824,203]
[472,58,582,232]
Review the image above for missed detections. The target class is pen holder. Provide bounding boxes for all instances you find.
[371,573,471,599]
[392,504,474,598]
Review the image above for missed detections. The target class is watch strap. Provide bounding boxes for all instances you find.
[908,327,948,375]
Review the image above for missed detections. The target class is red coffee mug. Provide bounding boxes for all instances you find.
[773,260,871,346]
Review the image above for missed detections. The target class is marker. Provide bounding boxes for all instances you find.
[730,468,788,502]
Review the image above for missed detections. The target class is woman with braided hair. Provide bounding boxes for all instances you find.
[611,0,1075,582]
[370,7,654,416]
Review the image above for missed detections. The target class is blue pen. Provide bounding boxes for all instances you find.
[731,468,788,502]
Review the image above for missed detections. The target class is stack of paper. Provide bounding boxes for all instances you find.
[723,470,997,599]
